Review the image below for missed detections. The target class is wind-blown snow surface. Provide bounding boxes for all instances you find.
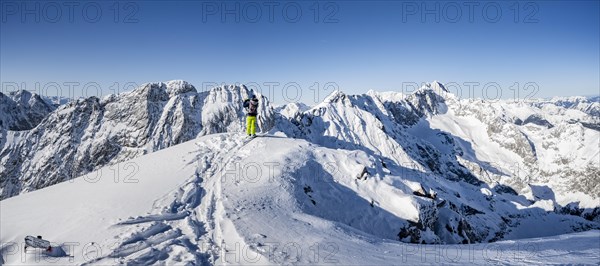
[1,133,598,265]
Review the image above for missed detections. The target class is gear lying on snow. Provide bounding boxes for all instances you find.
[23,235,69,257]
[24,235,51,252]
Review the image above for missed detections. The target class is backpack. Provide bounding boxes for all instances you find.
[248,99,258,114]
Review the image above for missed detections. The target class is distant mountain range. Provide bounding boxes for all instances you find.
[1,81,598,246]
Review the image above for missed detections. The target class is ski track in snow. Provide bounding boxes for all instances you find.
[1,133,599,265]
[87,133,257,265]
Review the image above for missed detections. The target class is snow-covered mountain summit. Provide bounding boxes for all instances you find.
[0,81,598,264]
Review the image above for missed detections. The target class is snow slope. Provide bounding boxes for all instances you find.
[1,133,599,265]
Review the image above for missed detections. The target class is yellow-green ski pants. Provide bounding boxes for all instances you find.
[246,116,257,135]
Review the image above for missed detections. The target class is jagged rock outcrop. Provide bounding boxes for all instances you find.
[0,90,55,131]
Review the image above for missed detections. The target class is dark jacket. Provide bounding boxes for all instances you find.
[244,98,259,116]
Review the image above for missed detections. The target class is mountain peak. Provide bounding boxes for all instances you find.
[132,80,197,100]
[323,90,346,103]
[8,89,33,99]
[419,81,453,98]
[165,80,197,97]
[5,89,47,106]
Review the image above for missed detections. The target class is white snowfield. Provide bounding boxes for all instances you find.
[1,133,598,265]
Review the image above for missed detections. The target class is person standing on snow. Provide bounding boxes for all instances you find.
[243,94,259,137]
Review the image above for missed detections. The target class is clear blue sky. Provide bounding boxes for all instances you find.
[1,1,598,104]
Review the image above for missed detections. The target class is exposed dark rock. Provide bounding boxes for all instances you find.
[522,114,554,128]
[356,166,369,180]
[494,184,519,195]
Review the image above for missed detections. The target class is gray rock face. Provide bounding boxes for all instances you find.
[519,114,554,128]
[0,90,55,131]
[0,81,275,199]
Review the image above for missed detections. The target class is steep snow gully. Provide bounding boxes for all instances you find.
[1,80,599,265]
